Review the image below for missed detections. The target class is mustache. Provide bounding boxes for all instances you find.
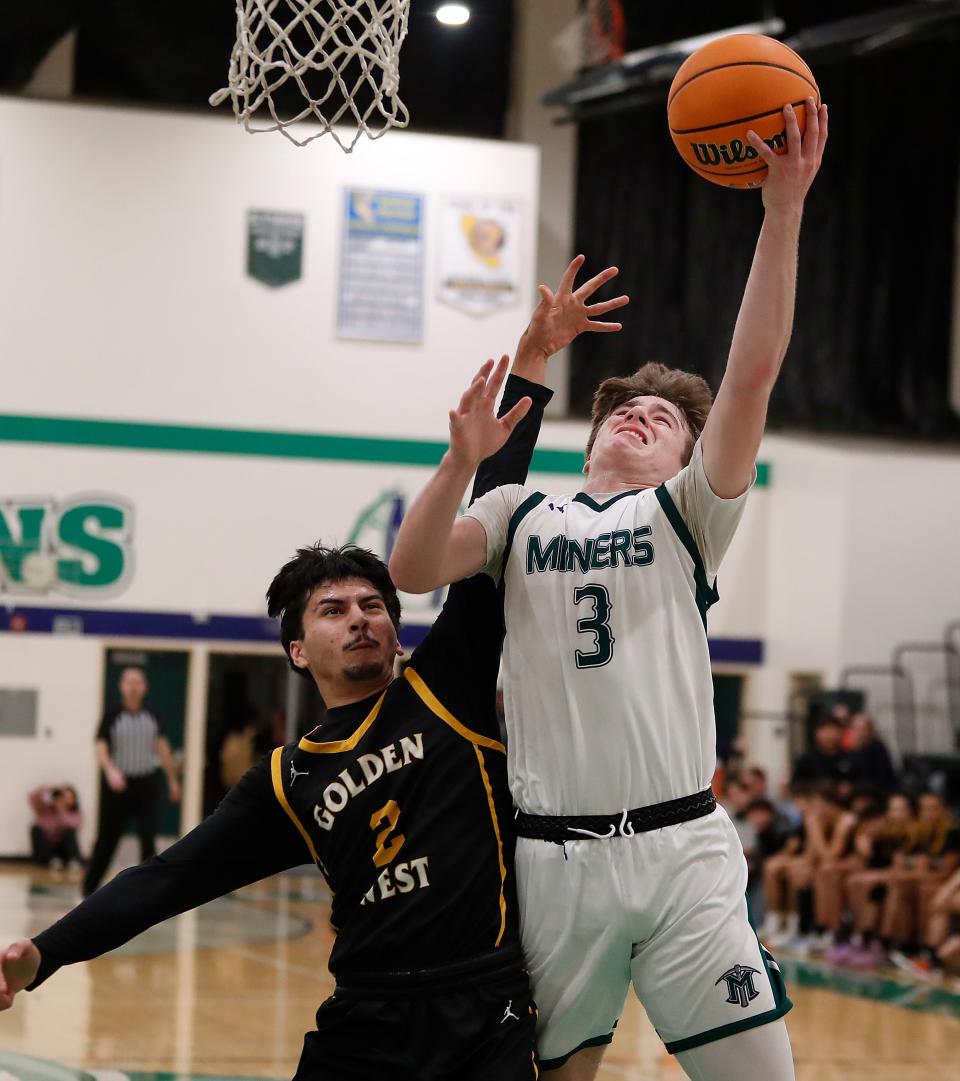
[344,632,379,651]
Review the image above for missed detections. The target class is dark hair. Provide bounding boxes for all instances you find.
[746,766,767,782]
[746,798,776,816]
[266,544,402,680]
[585,362,713,461]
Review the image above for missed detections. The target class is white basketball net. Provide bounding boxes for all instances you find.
[210,0,411,153]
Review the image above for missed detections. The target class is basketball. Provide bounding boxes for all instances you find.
[667,34,820,189]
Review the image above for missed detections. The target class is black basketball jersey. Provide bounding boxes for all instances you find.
[271,573,517,976]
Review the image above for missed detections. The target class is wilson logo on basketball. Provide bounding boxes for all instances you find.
[690,129,787,168]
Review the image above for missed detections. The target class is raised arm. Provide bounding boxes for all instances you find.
[390,257,628,593]
[470,370,553,505]
[701,97,828,498]
[389,355,529,592]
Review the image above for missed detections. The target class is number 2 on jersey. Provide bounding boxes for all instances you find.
[573,584,615,669]
[370,799,405,867]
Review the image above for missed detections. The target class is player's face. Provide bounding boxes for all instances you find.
[586,395,691,484]
[293,577,401,690]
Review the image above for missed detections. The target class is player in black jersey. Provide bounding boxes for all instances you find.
[0,259,629,1080]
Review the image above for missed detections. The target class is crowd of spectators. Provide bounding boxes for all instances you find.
[719,707,960,984]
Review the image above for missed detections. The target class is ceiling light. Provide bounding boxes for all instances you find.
[436,4,470,27]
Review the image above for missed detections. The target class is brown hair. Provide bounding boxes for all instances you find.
[585,363,714,462]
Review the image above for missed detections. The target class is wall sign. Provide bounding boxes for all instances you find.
[0,496,133,596]
[439,195,522,316]
[247,209,305,287]
[337,189,424,343]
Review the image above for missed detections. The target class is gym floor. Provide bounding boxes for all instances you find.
[1,865,958,1080]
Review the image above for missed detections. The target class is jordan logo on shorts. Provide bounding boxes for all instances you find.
[715,964,760,1008]
[500,1000,520,1024]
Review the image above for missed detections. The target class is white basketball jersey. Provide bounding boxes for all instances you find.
[464,441,752,815]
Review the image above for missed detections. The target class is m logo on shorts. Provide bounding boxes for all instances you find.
[715,964,760,1008]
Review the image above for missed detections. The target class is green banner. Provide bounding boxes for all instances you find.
[247,209,304,287]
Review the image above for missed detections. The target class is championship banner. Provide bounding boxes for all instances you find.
[438,196,522,316]
[247,209,305,287]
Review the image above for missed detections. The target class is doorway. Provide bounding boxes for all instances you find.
[713,672,744,761]
[204,652,287,817]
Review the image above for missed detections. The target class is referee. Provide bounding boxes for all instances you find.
[82,666,182,896]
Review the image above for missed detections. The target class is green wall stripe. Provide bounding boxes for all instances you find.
[0,413,770,485]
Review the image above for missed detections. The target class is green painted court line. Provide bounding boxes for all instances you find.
[778,956,960,1019]
[0,414,769,485]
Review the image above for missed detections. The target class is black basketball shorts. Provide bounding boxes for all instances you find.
[294,972,538,1081]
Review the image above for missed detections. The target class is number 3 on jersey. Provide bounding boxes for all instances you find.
[573,584,615,669]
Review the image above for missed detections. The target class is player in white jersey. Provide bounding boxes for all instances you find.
[391,100,828,1080]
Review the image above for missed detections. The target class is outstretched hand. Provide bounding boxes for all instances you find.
[448,356,532,470]
[747,96,828,213]
[0,938,41,1011]
[520,255,629,362]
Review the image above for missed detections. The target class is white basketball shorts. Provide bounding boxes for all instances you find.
[515,805,791,1068]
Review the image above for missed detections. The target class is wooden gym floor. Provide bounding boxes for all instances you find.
[1,864,958,1080]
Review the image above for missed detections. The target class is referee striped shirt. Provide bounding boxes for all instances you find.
[97,708,165,777]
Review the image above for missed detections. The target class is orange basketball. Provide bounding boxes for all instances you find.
[667,34,819,189]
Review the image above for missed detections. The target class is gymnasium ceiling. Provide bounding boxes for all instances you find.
[0,2,956,138]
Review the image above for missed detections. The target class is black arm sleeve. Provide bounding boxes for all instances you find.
[408,374,551,732]
[28,756,310,990]
[469,374,553,505]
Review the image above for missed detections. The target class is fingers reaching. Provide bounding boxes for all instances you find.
[816,102,829,163]
[459,360,494,408]
[482,354,512,402]
[746,129,777,168]
[803,96,819,155]
[782,102,801,157]
[500,396,533,434]
[557,254,586,296]
[474,358,495,383]
[573,265,619,301]
[585,320,623,333]
[586,294,629,318]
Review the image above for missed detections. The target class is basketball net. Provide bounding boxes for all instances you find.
[553,0,627,76]
[209,0,411,153]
